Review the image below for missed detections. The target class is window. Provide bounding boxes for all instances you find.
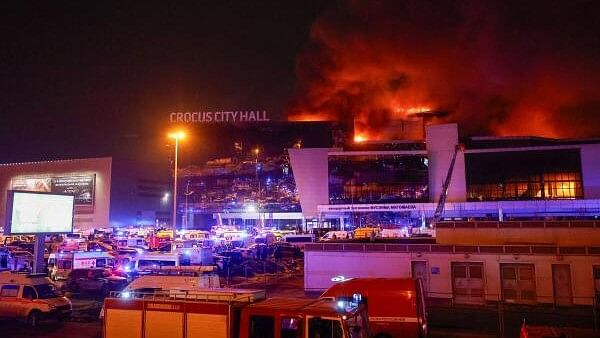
[249,315,275,338]
[22,286,37,300]
[0,284,19,297]
[34,284,60,299]
[308,317,343,338]
[58,260,72,269]
[281,317,300,338]
[96,258,107,267]
[466,150,583,201]
[344,314,367,338]
[329,155,429,204]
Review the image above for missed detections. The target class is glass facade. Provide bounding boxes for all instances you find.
[466,149,583,201]
[328,154,429,204]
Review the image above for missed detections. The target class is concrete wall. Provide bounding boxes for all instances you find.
[0,157,112,232]
[436,223,600,246]
[581,144,600,199]
[426,123,467,203]
[288,148,335,218]
[305,249,597,306]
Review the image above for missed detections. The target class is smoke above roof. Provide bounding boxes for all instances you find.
[286,0,600,140]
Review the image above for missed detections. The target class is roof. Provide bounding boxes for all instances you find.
[245,297,317,311]
[464,135,600,150]
[0,271,52,285]
[245,297,349,317]
[321,278,417,298]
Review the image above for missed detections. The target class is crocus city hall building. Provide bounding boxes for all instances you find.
[289,123,600,230]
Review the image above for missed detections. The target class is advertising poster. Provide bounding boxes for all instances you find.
[11,174,96,206]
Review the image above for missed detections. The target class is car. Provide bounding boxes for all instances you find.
[0,271,71,326]
[67,268,127,296]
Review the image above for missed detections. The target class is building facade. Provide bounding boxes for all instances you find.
[289,123,600,230]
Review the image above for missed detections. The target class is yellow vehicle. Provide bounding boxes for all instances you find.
[353,227,381,239]
[156,230,174,239]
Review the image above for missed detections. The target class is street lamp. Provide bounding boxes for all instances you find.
[254,147,261,228]
[168,131,185,231]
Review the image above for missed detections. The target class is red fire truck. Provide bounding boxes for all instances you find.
[103,288,368,338]
[321,278,428,338]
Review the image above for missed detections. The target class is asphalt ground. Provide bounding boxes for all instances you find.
[1,274,600,337]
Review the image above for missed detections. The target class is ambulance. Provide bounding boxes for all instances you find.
[48,251,115,280]
[0,271,72,326]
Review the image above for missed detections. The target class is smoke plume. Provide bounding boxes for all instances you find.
[287,0,600,140]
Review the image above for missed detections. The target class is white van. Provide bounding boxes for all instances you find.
[135,252,179,272]
[0,271,71,326]
[320,231,351,241]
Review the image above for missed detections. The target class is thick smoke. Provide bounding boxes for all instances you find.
[287,0,600,139]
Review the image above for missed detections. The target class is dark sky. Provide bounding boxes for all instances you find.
[0,1,331,164]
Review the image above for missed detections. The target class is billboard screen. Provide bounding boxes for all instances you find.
[5,191,74,234]
[11,174,95,206]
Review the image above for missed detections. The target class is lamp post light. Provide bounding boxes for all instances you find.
[168,131,185,231]
[254,148,261,228]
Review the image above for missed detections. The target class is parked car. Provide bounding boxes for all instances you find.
[67,268,127,296]
[0,271,71,326]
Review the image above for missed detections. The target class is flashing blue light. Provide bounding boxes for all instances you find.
[122,291,131,299]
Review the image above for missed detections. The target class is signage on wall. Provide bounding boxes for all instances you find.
[319,203,420,213]
[169,110,270,123]
[431,267,440,275]
[11,174,96,206]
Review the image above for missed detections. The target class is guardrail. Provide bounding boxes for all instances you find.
[304,243,600,256]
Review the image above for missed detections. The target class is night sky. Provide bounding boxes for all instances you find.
[0,1,330,164]
[1,1,599,165]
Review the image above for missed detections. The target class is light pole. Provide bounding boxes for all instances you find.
[168,131,185,231]
[254,148,261,228]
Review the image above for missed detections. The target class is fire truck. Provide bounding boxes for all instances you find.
[321,278,428,338]
[103,288,368,338]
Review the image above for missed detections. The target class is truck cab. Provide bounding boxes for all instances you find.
[322,278,428,338]
[240,297,368,338]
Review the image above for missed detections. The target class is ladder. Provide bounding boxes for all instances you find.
[431,144,460,227]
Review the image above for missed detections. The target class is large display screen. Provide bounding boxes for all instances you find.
[11,174,95,206]
[5,191,74,234]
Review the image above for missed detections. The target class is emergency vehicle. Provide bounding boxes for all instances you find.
[172,239,213,265]
[48,251,115,280]
[352,227,381,239]
[103,289,368,338]
[0,271,72,326]
[321,278,428,338]
[135,252,179,272]
[320,231,351,241]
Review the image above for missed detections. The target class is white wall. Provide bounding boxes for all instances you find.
[0,157,112,232]
[426,123,467,203]
[581,144,600,199]
[288,148,336,218]
[305,249,597,306]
